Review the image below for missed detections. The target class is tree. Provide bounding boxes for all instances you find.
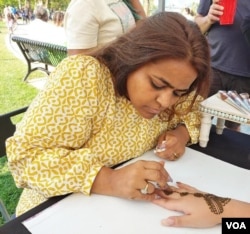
[0,0,70,12]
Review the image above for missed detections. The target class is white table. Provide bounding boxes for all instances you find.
[199,94,250,147]
[22,148,250,234]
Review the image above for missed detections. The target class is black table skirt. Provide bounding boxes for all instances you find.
[189,125,250,170]
[0,125,249,233]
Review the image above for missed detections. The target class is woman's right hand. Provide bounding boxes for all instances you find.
[91,160,171,201]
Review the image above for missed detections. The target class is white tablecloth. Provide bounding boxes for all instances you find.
[23,147,250,234]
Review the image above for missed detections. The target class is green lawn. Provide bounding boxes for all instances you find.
[0,20,40,226]
[0,25,39,113]
[0,156,22,222]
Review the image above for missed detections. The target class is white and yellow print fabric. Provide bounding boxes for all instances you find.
[6,55,202,215]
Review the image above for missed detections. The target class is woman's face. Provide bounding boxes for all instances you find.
[127,59,197,119]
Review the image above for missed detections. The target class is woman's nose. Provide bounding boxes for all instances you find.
[156,90,176,109]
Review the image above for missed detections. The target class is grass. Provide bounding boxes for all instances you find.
[0,26,40,113]
[0,20,43,226]
[0,157,22,221]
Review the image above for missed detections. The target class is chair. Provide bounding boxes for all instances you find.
[0,106,28,222]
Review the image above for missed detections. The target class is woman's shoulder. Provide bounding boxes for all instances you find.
[62,55,101,68]
[58,55,112,86]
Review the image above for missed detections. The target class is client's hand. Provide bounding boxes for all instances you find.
[152,182,231,228]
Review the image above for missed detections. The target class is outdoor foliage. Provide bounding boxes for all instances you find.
[0,0,71,14]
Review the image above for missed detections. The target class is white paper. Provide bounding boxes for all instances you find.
[23,148,250,234]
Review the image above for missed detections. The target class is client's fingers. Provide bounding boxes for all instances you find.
[175,182,202,193]
[161,215,196,228]
[152,197,184,211]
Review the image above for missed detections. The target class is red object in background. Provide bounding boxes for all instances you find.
[219,0,237,25]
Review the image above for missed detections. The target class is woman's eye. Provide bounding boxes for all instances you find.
[173,91,188,97]
[151,81,164,90]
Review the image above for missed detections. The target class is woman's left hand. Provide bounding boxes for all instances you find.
[154,125,190,161]
[152,182,228,228]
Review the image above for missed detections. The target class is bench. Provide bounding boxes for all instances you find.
[11,36,67,81]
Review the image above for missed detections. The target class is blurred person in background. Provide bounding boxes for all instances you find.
[64,0,146,55]
[195,0,250,131]
[52,11,65,27]
[22,5,66,46]
[6,12,16,34]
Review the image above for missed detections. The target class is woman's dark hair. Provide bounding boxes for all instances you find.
[90,12,210,114]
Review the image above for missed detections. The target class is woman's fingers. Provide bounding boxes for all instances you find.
[140,160,172,189]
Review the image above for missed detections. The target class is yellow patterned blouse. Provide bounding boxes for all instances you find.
[6,55,202,215]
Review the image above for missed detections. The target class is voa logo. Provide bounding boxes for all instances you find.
[226,222,246,230]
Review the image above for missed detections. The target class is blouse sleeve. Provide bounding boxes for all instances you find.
[6,55,108,197]
[168,92,204,145]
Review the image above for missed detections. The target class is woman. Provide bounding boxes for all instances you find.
[6,12,210,216]
[153,182,250,228]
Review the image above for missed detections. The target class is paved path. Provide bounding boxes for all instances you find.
[6,22,47,90]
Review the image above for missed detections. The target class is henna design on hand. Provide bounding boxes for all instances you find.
[193,193,231,215]
[162,189,174,195]
[162,190,231,215]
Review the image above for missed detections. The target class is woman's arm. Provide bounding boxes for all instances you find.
[154,93,203,160]
[6,56,104,197]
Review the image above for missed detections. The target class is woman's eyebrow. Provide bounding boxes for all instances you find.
[157,77,190,92]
